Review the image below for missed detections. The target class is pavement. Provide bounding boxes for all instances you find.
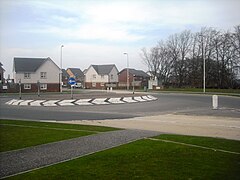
[63,114,240,141]
[0,129,160,179]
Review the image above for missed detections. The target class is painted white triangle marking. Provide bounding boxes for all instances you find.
[12,100,24,105]
[19,100,34,106]
[141,95,152,101]
[122,97,137,103]
[30,100,46,106]
[5,99,18,105]
[58,100,75,106]
[108,97,125,104]
[133,96,147,102]
[75,99,93,105]
[43,100,59,106]
[91,98,109,105]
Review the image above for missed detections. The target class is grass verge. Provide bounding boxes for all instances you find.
[0,119,119,152]
[7,134,240,179]
[152,88,240,96]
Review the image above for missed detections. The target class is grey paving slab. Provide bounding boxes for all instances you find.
[0,129,160,178]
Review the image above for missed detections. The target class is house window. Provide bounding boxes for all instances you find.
[93,74,96,79]
[40,72,47,79]
[40,84,47,90]
[92,82,96,87]
[24,84,31,89]
[110,74,114,80]
[101,82,105,87]
[24,73,31,79]
[101,75,104,79]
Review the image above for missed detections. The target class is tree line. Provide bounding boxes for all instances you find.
[141,25,240,89]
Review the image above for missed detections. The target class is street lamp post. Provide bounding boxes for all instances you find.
[60,45,64,93]
[123,52,129,90]
[203,47,206,94]
[199,34,206,93]
[133,74,135,94]
[19,79,22,99]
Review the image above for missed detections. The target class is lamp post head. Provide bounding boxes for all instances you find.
[61,45,64,48]
[123,52,128,55]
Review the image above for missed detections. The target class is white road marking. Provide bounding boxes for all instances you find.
[5,99,18,105]
[133,96,147,102]
[108,97,124,104]
[141,95,153,101]
[4,95,157,106]
[91,98,109,105]
[43,100,59,107]
[0,124,101,133]
[30,100,46,106]
[58,100,76,106]
[12,100,24,105]
[147,95,158,100]
[122,97,137,103]
[19,100,34,106]
[146,138,240,155]
[75,99,93,105]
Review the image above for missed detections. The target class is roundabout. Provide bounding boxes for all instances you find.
[5,95,157,106]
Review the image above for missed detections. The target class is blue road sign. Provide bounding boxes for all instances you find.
[68,77,76,85]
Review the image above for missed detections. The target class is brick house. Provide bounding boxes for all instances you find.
[118,68,150,88]
[85,64,119,89]
[13,57,60,92]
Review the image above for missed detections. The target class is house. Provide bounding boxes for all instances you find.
[62,69,69,87]
[66,68,84,86]
[13,57,60,92]
[85,64,119,89]
[118,68,150,89]
[0,62,5,84]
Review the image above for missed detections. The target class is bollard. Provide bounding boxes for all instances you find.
[212,95,218,110]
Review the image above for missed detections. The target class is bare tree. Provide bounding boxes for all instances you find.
[167,30,192,87]
[141,25,240,89]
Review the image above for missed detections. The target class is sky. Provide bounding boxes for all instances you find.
[1,0,240,78]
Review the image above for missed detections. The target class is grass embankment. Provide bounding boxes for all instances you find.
[155,87,240,95]
[8,134,240,179]
[0,119,119,152]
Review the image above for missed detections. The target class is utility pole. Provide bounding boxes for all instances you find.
[123,52,129,90]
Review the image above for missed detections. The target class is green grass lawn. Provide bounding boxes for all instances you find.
[154,87,240,95]
[7,134,240,180]
[0,119,119,152]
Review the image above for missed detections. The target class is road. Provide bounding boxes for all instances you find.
[0,92,239,121]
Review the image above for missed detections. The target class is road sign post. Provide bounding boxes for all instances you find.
[68,77,76,99]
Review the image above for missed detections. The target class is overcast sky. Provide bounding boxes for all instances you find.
[1,0,240,78]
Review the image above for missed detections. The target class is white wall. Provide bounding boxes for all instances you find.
[109,66,118,83]
[85,65,119,83]
[85,66,107,83]
[14,59,60,84]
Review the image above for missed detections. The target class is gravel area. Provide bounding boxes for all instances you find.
[0,129,160,178]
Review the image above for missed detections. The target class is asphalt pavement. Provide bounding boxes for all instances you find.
[1,92,240,120]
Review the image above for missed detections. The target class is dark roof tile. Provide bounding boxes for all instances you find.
[14,57,47,72]
[91,64,117,75]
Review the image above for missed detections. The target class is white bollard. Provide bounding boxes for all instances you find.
[110,87,113,92]
[212,95,218,110]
